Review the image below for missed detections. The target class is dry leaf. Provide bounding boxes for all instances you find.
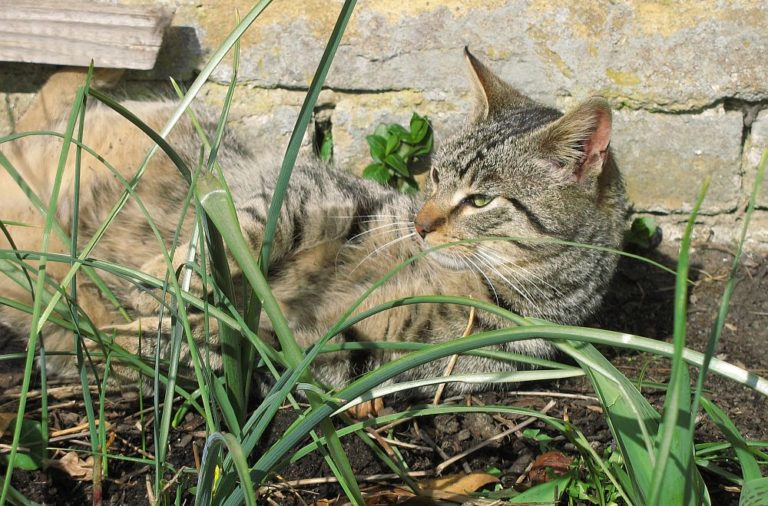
[364,490,418,505]
[528,451,573,484]
[48,451,94,481]
[419,472,499,500]
[0,413,16,438]
[347,398,385,419]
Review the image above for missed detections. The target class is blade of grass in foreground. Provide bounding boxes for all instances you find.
[209,0,361,502]
[70,66,108,498]
[700,398,768,506]
[690,147,766,425]
[197,173,368,504]
[0,81,88,505]
[701,149,768,506]
[196,432,256,506]
[203,27,248,429]
[701,398,761,483]
[648,178,711,506]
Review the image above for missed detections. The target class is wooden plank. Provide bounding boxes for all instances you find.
[0,2,174,69]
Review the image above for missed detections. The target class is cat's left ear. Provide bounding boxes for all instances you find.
[465,47,534,123]
[537,97,612,182]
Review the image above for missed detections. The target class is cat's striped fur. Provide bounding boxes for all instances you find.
[0,51,626,395]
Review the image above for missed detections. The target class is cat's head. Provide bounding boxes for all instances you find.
[415,49,624,277]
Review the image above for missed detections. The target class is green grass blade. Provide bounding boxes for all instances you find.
[203,35,248,427]
[690,147,766,427]
[197,172,365,504]
[0,83,86,505]
[196,174,301,363]
[648,178,710,506]
[740,477,768,506]
[337,369,583,413]
[258,0,357,272]
[70,68,105,487]
[509,473,572,504]
[556,340,656,504]
[196,432,257,506]
[700,397,761,482]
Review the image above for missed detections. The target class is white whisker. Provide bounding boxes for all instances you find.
[465,252,500,304]
[477,245,564,298]
[473,252,536,307]
[352,231,418,272]
[347,221,413,242]
[329,214,402,220]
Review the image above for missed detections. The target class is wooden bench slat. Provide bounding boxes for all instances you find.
[0,1,174,69]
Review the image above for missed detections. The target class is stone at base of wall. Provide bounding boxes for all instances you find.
[636,212,768,252]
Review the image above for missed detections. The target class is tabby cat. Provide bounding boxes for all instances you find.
[0,50,626,396]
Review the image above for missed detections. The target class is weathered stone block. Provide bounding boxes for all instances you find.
[744,212,768,248]
[612,108,743,214]
[172,0,768,111]
[744,110,768,209]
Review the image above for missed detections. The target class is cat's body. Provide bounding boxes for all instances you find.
[0,52,626,395]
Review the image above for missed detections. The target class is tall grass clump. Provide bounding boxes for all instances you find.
[0,1,767,505]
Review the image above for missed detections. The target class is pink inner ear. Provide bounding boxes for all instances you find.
[576,109,612,181]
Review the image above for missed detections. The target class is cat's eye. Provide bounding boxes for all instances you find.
[465,194,494,208]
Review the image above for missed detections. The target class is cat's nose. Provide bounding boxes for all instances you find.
[415,200,447,239]
[414,216,445,239]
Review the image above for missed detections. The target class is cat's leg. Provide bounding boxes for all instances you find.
[129,190,334,315]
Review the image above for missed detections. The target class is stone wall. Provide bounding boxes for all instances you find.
[1,0,766,248]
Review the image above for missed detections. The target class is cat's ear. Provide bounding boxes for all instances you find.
[465,47,534,123]
[537,97,612,182]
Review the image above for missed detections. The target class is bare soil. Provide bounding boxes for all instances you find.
[1,242,766,504]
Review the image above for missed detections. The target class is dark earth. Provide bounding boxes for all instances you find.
[1,240,766,505]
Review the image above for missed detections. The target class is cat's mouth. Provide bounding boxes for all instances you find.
[415,230,472,270]
[423,248,472,271]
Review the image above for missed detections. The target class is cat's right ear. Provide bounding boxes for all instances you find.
[537,97,613,182]
[465,47,534,123]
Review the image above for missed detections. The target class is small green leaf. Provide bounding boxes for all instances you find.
[387,123,408,137]
[366,135,386,162]
[396,178,419,193]
[509,473,573,504]
[318,131,333,161]
[625,216,660,249]
[363,163,391,184]
[0,419,45,470]
[412,134,433,157]
[701,397,761,482]
[485,466,503,478]
[410,113,430,143]
[522,428,553,442]
[385,133,399,156]
[397,142,416,160]
[384,154,409,176]
[374,124,388,137]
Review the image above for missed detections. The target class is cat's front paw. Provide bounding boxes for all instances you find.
[131,247,207,315]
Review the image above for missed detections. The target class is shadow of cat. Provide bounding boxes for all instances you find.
[588,243,698,345]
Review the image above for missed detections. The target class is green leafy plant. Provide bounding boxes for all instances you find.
[625,216,661,250]
[362,112,433,192]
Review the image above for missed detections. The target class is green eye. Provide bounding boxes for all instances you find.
[467,194,494,208]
